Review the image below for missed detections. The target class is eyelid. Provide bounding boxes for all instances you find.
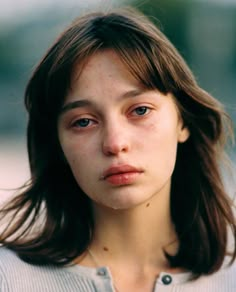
[64,111,98,129]
[129,102,153,110]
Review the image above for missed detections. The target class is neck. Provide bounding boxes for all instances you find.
[90,190,178,271]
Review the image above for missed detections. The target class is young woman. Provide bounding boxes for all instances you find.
[0,7,235,292]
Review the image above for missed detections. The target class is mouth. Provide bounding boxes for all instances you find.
[101,165,143,185]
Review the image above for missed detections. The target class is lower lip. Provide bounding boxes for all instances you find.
[105,172,142,186]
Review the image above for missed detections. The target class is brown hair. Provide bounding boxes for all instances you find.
[0,7,235,277]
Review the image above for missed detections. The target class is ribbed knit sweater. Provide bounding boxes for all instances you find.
[0,247,235,291]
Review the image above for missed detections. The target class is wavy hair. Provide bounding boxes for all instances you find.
[0,7,235,277]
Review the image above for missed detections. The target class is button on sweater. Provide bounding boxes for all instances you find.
[0,247,235,291]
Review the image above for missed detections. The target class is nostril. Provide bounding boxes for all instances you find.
[102,141,129,156]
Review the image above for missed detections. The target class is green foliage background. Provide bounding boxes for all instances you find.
[0,0,235,139]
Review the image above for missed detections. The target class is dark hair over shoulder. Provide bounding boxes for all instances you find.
[0,7,235,277]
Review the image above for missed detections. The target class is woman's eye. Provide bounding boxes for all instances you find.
[133,106,149,116]
[72,118,92,128]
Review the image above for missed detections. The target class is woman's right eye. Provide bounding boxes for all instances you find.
[72,118,94,128]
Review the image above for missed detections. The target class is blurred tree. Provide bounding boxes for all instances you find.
[0,32,20,82]
[0,12,70,135]
[129,0,191,60]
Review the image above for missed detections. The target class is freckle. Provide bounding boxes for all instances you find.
[146,203,150,207]
[103,246,109,251]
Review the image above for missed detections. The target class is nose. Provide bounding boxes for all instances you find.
[102,122,130,156]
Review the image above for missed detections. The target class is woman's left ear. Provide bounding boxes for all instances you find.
[178,125,190,143]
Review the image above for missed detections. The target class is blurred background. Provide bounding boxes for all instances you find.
[0,0,236,202]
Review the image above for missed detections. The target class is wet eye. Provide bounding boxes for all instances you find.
[73,118,92,128]
[133,106,149,116]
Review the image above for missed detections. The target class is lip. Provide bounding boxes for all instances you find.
[102,165,142,179]
[101,164,143,185]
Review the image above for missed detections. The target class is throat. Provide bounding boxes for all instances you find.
[92,199,178,257]
[87,248,162,292]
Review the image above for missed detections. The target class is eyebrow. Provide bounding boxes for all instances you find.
[60,99,92,115]
[59,88,148,115]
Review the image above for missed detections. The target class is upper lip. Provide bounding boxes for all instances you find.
[101,164,143,180]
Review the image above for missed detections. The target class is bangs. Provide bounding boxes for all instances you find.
[68,12,177,96]
[111,38,168,93]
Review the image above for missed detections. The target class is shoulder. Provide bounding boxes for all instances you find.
[212,257,236,289]
[0,247,65,291]
[182,257,236,292]
[0,247,110,292]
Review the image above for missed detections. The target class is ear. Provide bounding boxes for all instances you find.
[178,125,190,143]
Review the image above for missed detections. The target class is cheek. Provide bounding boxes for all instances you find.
[143,119,179,146]
[61,140,96,180]
[60,136,88,161]
[143,121,179,164]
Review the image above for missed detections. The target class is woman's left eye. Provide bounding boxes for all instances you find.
[132,106,150,116]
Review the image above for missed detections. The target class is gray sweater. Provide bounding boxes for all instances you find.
[0,247,235,291]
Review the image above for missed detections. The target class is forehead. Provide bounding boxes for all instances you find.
[72,49,133,79]
[69,50,142,93]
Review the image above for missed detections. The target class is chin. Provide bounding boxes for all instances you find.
[100,196,149,211]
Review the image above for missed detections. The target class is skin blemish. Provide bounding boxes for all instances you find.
[103,246,109,251]
[146,203,150,207]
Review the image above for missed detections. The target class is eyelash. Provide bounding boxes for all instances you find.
[70,106,151,129]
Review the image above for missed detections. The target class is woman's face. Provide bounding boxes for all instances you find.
[58,50,189,210]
